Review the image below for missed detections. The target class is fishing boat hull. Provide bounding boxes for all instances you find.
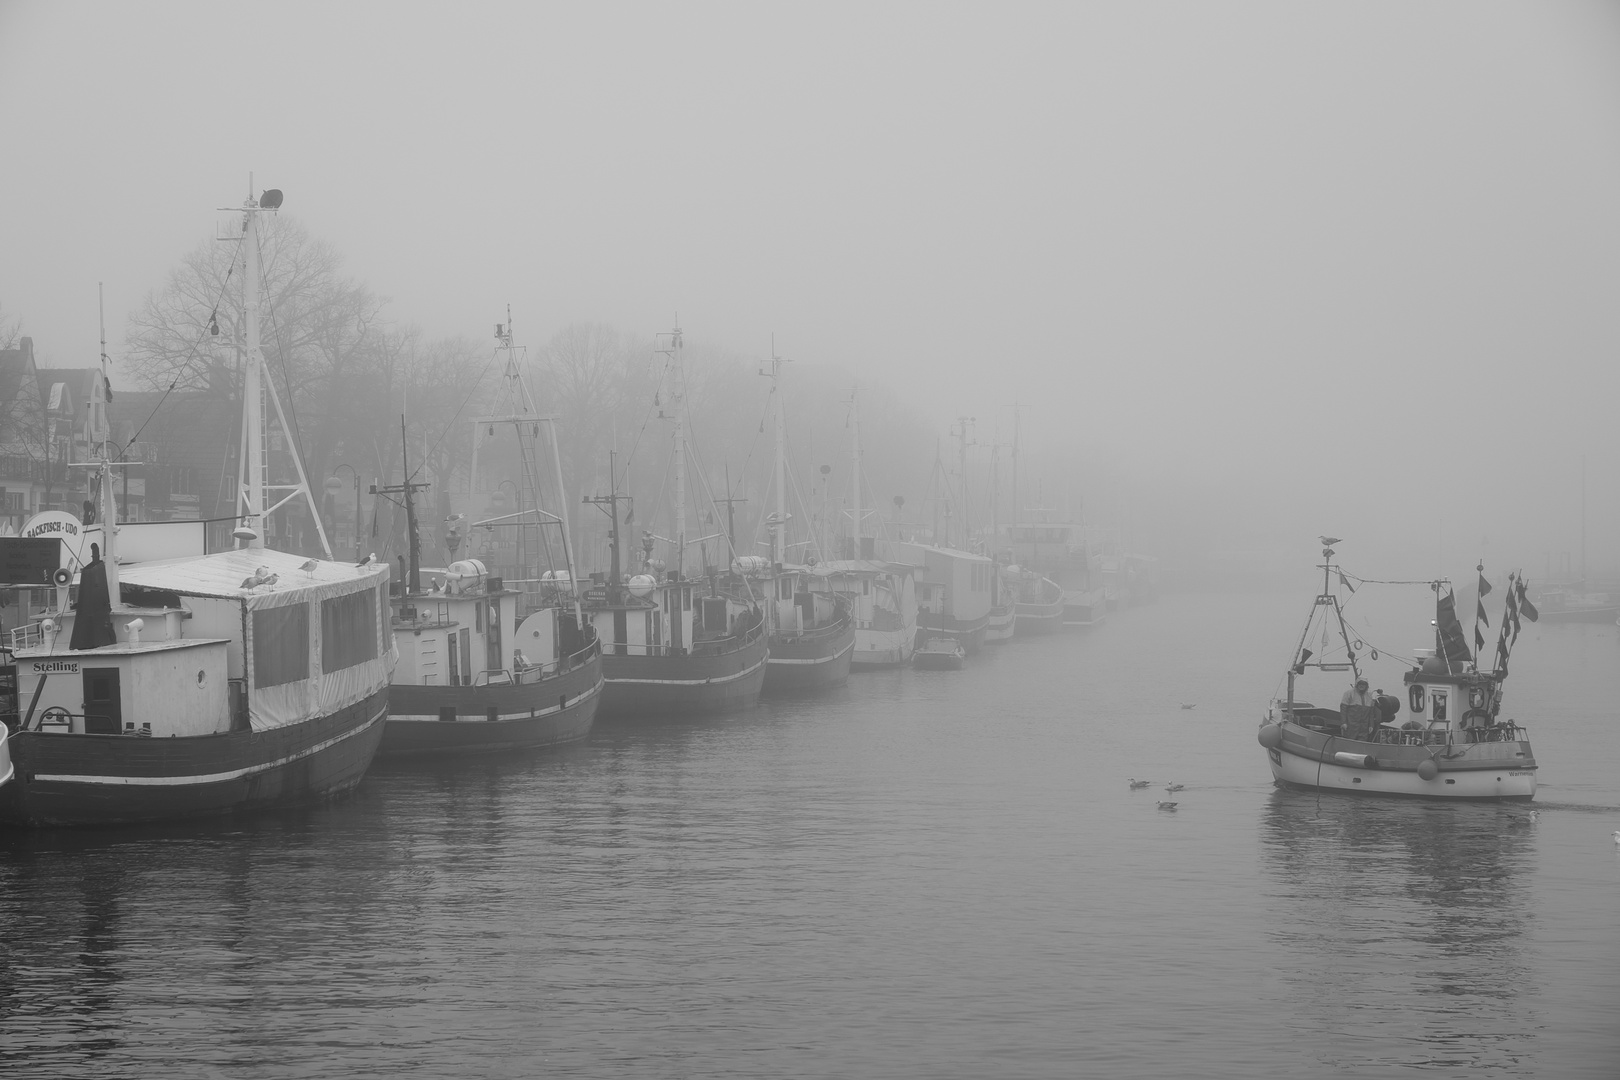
[1063,589,1107,630]
[0,688,389,828]
[764,619,856,693]
[379,651,602,757]
[598,629,769,718]
[1014,600,1065,634]
[984,604,1016,644]
[851,624,915,668]
[917,612,989,655]
[1259,719,1536,800]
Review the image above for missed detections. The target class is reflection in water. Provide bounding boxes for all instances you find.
[1260,790,1541,1074]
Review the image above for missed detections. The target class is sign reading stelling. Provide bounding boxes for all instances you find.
[0,537,62,585]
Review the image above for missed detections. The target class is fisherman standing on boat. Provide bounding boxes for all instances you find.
[1340,675,1376,739]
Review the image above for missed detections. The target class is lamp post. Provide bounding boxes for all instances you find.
[324,465,361,562]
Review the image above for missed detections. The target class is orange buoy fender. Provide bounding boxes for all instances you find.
[1258,724,1284,750]
[1416,758,1440,781]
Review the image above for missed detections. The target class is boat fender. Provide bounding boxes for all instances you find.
[1417,758,1440,781]
[1333,751,1375,768]
[1257,724,1284,750]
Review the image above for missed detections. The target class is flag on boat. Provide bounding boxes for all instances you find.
[1436,588,1473,666]
[1516,579,1539,623]
[1337,569,1356,594]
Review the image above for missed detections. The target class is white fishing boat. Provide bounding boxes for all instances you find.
[804,388,917,667]
[0,187,397,827]
[376,321,603,758]
[1257,540,1538,801]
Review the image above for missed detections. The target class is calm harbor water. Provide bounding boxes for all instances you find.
[2,592,1617,1078]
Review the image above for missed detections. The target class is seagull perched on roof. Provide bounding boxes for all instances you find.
[240,566,273,589]
[357,552,373,566]
[298,559,319,578]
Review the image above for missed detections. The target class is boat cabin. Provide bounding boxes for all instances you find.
[583,572,759,657]
[890,542,991,623]
[394,558,524,686]
[11,548,393,738]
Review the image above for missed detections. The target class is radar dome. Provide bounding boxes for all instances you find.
[627,574,657,598]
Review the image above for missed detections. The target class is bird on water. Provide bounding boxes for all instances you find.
[1165,783,1184,793]
[1157,801,1178,811]
[1129,779,1150,790]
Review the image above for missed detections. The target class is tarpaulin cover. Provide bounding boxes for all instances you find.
[121,548,397,731]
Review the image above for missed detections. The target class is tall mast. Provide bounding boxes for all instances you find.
[849,388,861,557]
[954,415,972,549]
[664,323,686,580]
[228,185,331,557]
[241,187,265,550]
[1011,402,1020,526]
[764,339,789,566]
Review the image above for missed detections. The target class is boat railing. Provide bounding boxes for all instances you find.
[513,637,602,683]
[8,622,45,651]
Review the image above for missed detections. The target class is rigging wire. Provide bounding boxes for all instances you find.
[125,248,241,449]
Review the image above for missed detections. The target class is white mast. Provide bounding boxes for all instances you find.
[96,284,120,608]
[241,188,265,550]
[670,323,686,580]
[763,339,790,566]
[954,415,973,550]
[849,388,861,558]
[229,185,332,557]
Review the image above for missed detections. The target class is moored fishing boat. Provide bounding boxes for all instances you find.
[579,326,767,718]
[0,187,397,827]
[1257,540,1538,801]
[803,390,917,668]
[377,322,602,757]
[808,560,917,668]
[899,541,992,653]
[1006,565,1064,635]
[752,348,854,693]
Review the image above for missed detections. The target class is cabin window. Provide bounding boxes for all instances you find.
[684,586,692,611]
[1409,685,1425,714]
[1468,686,1487,710]
[252,604,310,688]
[475,600,485,633]
[322,588,380,672]
[1432,691,1448,722]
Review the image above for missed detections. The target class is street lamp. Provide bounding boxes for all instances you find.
[324,464,361,562]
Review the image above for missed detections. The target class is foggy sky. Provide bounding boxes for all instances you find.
[3,1,1618,580]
